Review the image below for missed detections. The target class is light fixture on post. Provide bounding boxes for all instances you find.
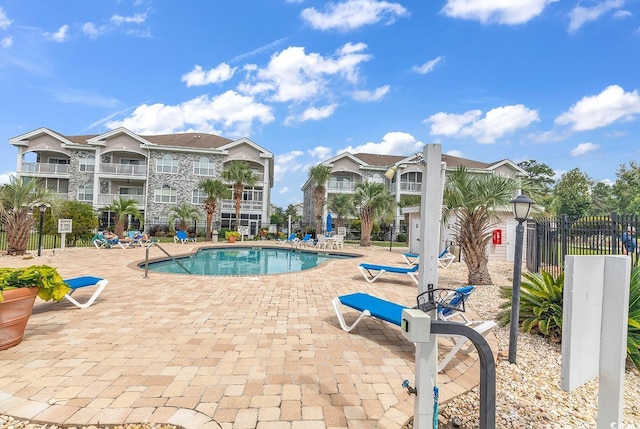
[507,193,536,364]
[36,203,49,257]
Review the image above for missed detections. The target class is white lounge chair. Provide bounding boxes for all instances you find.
[63,276,109,309]
[358,263,419,285]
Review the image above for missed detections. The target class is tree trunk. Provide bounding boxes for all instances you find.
[5,211,35,256]
[360,212,372,247]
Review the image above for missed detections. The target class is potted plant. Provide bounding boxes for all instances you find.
[0,265,71,350]
[225,231,241,243]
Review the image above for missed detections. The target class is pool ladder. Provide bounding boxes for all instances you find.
[143,242,192,278]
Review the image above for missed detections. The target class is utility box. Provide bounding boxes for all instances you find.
[401,309,431,343]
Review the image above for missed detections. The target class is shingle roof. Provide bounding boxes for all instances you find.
[61,132,233,149]
[352,152,492,169]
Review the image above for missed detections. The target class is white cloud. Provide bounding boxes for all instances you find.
[445,149,464,158]
[279,187,290,194]
[340,131,424,154]
[240,43,372,103]
[0,7,12,30]
[568,0,624,32]
[613,9,632,18]
[352,85,389,101]
[1,36,13,47]
[107,90,274,137]
[412,57,443,74]
[274,150,305,181]
[229,37,288,63]
[555,85,640,131]
[442,0,558,25]
[426,104,540,143]
[570,142,600,157]
[301,0,408,32]
[47,25,70,42]
[308,146,333,159]
[181,63,237,87]
[82,22,105,38]
[111,13,147,25]
[285,103,338,125]
[0,172,14,185]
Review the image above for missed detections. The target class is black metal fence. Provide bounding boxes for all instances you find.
[527,213,639,277]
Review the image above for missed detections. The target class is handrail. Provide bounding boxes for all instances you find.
[143,242,192,278]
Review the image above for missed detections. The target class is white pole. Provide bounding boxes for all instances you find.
[288,215,292,236]
[413,144,444,429]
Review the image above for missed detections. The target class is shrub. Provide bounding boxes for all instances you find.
[498,270,564,343]
[628,266,640,370]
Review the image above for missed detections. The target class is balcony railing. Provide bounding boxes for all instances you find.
[327,181,357,191]
[22,163,70,175]
[98,194,145,206]
[400,182,422,192]
[221,200,264,211]
[100,163,147,176]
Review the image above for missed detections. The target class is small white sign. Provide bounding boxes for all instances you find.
[58,219,73,234]
[237,226,249,236]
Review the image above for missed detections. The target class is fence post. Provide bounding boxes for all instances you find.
[561,214,569,267]
[611,212,618,256]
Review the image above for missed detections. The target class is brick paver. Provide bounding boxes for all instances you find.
[0,242,497,428]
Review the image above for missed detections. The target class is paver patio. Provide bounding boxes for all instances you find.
[0,242,497,428]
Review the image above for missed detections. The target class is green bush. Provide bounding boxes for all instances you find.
[499,267,640,371]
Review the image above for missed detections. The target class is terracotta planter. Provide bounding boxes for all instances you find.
[227,235,237,243]
[0,287,39,350]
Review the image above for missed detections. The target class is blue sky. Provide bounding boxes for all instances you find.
[1,0,639,208]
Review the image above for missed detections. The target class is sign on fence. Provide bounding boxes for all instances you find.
[58,219,72,250]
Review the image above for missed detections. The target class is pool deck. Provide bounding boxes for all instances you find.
[0,242,498,428]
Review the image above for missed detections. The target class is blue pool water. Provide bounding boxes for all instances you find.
[143,246,354,276]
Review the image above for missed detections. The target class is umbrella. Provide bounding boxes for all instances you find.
[326,213,333,233]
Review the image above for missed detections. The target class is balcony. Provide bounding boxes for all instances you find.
[22,163,70,175]
[98,194,145,206]
[221,200,264,211]
[100,163,147,176]
[400,182,422,192]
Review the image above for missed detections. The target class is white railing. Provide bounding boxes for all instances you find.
[100,163,147,176]
[327,181,356,191]
[22,163,70,175]
[97,194,145,205]
[400,182,421,192]
[221,200,264,211]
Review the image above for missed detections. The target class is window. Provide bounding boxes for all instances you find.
[154,185,176,203]
[78,183,94,202]
[79,155,95,172]
[193,157,215,176]
[156,155,178,173]
[192,189,207,205]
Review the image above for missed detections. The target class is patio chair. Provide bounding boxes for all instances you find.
[174,230,195,244]
[332,288,496,372]
[63,276,109,309]
[300,233,314,247]
[92,233,109,249]
[357,263,419,285]
[315,235,328,249]
[402,245,456,269]
[277,233,297,245]
[332,234,344,250]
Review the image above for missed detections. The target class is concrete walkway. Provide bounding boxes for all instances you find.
[0,242,497,428]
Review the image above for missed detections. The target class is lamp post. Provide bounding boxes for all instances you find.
[389,221,394,252]
[36,203,48,257]
[508,194,536,364]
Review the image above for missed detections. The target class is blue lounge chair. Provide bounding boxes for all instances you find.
[174,230,195,244]
[402,246,456,269]
[332,287,496,371]
[358,263,419,284]
[63,276,109,309]
[277,233,297,245]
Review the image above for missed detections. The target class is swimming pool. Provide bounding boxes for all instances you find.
[143,246,355,276]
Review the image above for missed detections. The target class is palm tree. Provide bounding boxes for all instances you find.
[328,193,353,228]
[443,166,521,285]
[0,176,57,256]
[352,182,395,247]
[308,165,333,236]
[102,197,143,238]
[220,160,258,229]
[198,178,230,241]
[165,202,201,232]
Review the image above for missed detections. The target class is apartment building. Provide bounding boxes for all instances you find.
[9,127,273,236]
[301,150,526,234]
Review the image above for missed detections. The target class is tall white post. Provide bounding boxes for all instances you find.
[413,144,444,429]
